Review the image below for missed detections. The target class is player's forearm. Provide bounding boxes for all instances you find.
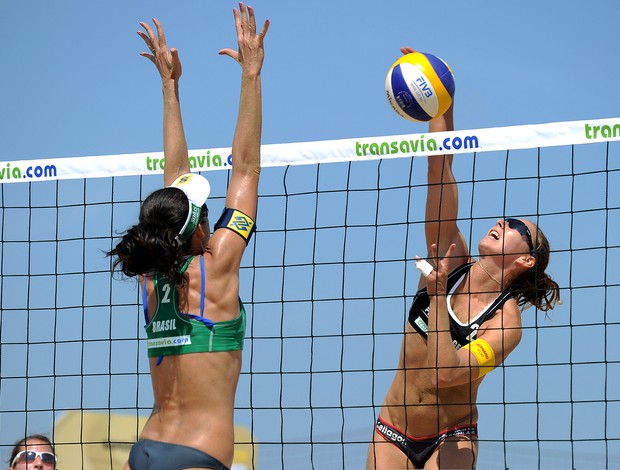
[231,72,262,177]
[162,80,190,185]
[426,297,459,370]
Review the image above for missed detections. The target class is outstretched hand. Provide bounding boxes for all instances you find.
[424,243,456,296]
[219,2,270,75]
[137,18,182,83]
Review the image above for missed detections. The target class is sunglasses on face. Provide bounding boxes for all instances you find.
[11,450,57,468]
[505,218,536,256]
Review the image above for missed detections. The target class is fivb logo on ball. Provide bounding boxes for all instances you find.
[385,52,455,122]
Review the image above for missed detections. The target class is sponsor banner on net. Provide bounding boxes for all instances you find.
[2,118,619,184]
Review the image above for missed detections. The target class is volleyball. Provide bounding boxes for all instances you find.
[385,52,455,122]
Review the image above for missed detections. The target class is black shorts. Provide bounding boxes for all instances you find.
[375,417,478,468]
[127,439,230,470]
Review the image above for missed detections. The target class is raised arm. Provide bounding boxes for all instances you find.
[138,19,190,186]
[398,47,467,268]
[425,105,470,273]
[204,3,269,272]
[218,3,270,220]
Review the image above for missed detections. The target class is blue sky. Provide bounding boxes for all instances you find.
[2,0,620,160]
[1,1,620,469]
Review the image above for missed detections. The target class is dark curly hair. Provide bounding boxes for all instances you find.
[107,187,206,286]
[511,224,561,312]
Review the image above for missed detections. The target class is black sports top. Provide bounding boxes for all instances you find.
[408,262,514,349]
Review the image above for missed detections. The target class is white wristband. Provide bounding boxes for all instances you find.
[415,259,434,277]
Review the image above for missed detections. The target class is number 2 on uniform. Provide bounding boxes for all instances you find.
[161,283,172,303]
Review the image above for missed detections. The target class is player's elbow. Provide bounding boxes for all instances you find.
[428,367,458,389]
[233,156,261,177]
[427,157,453,180]
[431,366,478,389]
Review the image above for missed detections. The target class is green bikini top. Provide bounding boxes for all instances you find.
[143,256,246,359]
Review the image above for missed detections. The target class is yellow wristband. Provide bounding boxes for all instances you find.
[463,338,496,378]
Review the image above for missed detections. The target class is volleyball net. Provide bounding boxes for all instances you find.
[1,118,619,469]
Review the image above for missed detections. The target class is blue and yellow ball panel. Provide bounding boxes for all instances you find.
[387,63,433,121]
[422,52,455,99]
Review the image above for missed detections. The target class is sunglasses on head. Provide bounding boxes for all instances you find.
[11,450,57,467]
[505,218,536,256]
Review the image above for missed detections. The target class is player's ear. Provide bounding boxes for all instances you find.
[517,255,536,271]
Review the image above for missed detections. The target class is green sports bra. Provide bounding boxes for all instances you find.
[143,256,246,358]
